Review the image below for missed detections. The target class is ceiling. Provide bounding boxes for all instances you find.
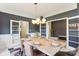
[0,3,77,18]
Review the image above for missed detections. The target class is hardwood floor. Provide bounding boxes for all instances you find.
[33,49,47,56]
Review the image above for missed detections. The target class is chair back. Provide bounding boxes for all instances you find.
[8,47,22,56]
[23,42,33,56]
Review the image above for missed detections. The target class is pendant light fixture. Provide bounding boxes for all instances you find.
[32,3,46,24]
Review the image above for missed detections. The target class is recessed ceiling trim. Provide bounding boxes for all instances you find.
[0,10,35,19]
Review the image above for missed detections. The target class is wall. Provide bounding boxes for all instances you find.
[46,9,77,21]
[51,20,66,37]
[46,8,78,48]
[0,12,38,34]
[29,21,40,33]
[0,12,39,51]
[0,9,77,34]
[77,3,79,14]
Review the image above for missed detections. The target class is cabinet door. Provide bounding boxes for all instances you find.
[10,20,21,46]
[69,41,78,48]
[68,18,79,48]
[41,24,46,36]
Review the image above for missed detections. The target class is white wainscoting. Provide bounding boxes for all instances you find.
[0,34,11,55]
[0,34,11,48]
[0,34,21,56]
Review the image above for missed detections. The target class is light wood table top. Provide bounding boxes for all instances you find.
[24,37,66,56]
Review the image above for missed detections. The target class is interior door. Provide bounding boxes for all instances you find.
[40,23,46,36]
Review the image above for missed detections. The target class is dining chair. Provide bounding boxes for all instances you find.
[67,48,79,56]
[75,48,79,56]
[55,47,76,56]
[23,41,33,56]
[8,47,22,56]
[23,41,47,56]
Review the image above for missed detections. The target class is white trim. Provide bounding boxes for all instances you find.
[0,10,35,19]
[46,22,49,39]
[10,20,19,22]
[27,22,29,34]
[40,24,41,36]
[10,20,21,47]
[46,22,52,38]
[68,15,79,20]
[0,3,76,19]
[46,17,68,23]
[66,18,69,48]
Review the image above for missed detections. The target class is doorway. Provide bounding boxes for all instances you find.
[20,21,29,38]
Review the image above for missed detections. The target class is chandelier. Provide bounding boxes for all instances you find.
[32,3,46,24]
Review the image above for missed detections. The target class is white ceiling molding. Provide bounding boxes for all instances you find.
[0,10,35,19]
[0,3,77,19]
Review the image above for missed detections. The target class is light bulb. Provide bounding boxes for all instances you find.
[41,18,46,24]
[42,18,46,22]
[36,18,40,22]
[32,20,36,24]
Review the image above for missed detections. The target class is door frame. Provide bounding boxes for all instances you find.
[10,20,21,47]
[10,20,29,46]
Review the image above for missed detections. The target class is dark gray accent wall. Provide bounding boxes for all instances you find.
[51,20,66,37]
[77,3,79,15]
[46,9,77,21]
[29,22,40,33]
[0,12,38,34]
[46,9,77,36]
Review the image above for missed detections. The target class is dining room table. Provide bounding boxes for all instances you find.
[23,37,66,56]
